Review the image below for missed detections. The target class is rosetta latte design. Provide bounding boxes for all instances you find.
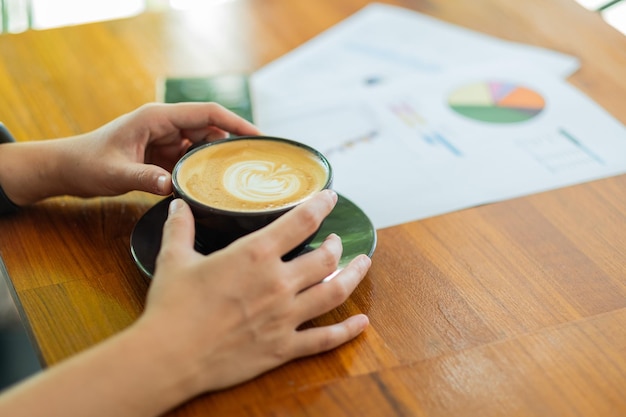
[223,160,301,203]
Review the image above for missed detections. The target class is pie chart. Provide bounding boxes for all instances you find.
[448,81,545,123]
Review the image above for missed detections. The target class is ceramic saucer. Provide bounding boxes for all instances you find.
[130,194,377,278]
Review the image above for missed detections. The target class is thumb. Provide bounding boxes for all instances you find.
[126,163,172,196]
[159,199,196,256]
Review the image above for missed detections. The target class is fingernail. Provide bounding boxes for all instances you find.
[356,314,370,331]
[157,175,167,194]
[326,189,338,203]
[325,233,341,242]
[359,255,372,269]
[168,198,183,215]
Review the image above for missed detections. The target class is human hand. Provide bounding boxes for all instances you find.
[63,102,261,198]
[0,102,261,206]
[138,189,371,395]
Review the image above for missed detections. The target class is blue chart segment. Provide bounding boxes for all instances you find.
[448,81,546,123]
[421,132,462,156]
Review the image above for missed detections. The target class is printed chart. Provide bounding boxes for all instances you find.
[255,63,626,229]
[388,100,462,157]
[448,81,546,123]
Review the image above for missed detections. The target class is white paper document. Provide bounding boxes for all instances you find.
[254,64,626,229]
[251,3,626,230]
[251,3,580,103]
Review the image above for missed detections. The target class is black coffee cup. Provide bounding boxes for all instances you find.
[172,136,333,257]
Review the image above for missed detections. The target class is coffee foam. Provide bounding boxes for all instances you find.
[176,139,329,212]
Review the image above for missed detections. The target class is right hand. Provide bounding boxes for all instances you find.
[139,189,371,395]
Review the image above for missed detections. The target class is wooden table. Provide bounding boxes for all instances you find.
[1,0,626,415]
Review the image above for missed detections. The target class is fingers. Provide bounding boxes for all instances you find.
[122,163,173,195]
[181,126,229,144]
[290,314,370,358]
[148,102,261,139]
[289,233,343,290]
[156,199,196,267]
[294,254,371,324]
[199,102,261,137]
[257,189,338,256]
[281,254,370,359]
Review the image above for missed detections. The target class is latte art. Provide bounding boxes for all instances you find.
[224,161,302,203]
[175,138,330,212]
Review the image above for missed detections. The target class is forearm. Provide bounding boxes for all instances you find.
[0,320,199,417]
[0,137,84,206]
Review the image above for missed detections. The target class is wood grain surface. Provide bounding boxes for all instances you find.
[1,0,625,415]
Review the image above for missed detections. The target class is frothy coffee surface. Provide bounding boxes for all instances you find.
[176,139,329,212]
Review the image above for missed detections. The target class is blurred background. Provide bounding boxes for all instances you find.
[0,0,624,35]
[1,0,235,33]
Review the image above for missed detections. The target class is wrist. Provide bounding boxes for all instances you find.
[0,138,78,205]
[126,315,208,407]
[0,124,21,213]
[0,316,206,417]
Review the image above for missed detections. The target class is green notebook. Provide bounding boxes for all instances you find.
[160,74,254,123]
